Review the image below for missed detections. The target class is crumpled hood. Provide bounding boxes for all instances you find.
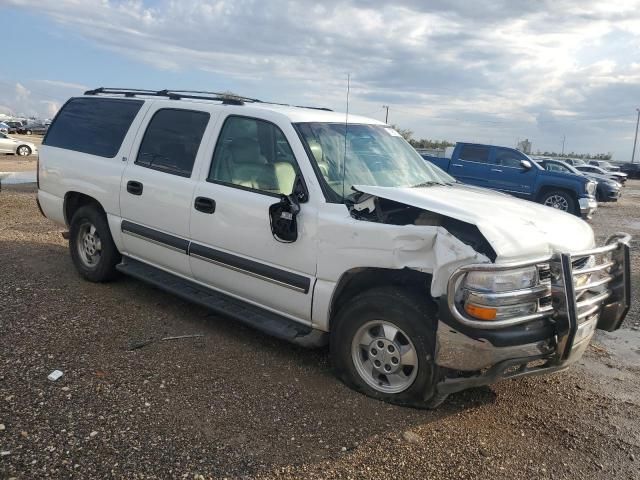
[353,183,595,261]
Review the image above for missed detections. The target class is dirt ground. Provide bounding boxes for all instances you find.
[1,181,639,479]
[0,135,42,172]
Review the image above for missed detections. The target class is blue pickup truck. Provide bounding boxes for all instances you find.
[423,142,598,218]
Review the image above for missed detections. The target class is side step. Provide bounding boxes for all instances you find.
[116,257,327,348]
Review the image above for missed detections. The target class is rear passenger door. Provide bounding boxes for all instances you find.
[188,114,317,324]
[119,105,213,277]
[452,144,491,187]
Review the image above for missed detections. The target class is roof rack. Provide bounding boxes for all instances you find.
[83,87,332,111]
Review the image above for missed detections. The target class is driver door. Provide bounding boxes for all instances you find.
[487,147,536,198]
[189,114,318,324]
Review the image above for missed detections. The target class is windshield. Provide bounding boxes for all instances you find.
[295,123,455,201]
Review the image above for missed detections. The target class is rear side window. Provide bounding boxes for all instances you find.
[44,97,143,158]
[135,109,210,177]
[459,145,490,163]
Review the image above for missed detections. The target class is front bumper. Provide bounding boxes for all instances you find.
[579,197,598,218]
[598,186,621,202]
[434,233,631,395]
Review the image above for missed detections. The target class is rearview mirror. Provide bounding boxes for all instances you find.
[521,159,532,170]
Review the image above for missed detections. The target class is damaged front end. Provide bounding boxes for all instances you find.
[345,188,631,396]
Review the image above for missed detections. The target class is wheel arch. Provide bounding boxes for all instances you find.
[328,267,434,330]
[63,191,106,227]
[536,184,579,208]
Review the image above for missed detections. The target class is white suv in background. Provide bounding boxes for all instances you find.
[37,88,631,408]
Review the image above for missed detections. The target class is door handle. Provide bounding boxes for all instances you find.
[194,196,216,214]
[127,180,143,195]
[491,168,503,172]
[452,163,464,168]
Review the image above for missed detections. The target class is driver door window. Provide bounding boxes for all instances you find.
[495,148,525,168]
[208,116,299,196]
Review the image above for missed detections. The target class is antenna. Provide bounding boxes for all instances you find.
[341,73,351,202]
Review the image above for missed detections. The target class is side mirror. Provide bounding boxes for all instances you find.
[269,195,300,243]
[521,159,532,170]
[269,176,306,243]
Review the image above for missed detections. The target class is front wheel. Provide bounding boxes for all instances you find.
[69,205,121,282]
[541,190,576,215]
[330,287,446,408]
[16,145,31,156]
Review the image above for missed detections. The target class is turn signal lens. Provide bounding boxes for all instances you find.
[464,303,497,320]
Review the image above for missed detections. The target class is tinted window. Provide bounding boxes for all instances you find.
[135,109,210,177]
[208,116,300,195]
[545,162,570,173]
[44,97,143,157]
[459,145,490,163]
[495,148,525,168]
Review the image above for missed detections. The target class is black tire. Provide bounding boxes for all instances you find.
[540,190,577,215]
[16,145,31,156]
[69,205,121,282]
[330,287,446,409]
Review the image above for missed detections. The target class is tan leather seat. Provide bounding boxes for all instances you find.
[274,162,296,194]
[308,140,330,178]
[228,138,278,191]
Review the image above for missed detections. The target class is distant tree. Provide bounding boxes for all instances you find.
[390,124,414,142]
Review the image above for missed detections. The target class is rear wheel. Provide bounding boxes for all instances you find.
[330,287,446,409]
[69,205,121,282]
[541,190,576,215]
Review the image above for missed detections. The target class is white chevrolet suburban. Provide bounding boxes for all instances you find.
[37,88,631,408]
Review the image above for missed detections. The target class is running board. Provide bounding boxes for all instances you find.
[116,257,327,347]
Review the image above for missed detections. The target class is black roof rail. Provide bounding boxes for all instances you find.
[83,87,332,110]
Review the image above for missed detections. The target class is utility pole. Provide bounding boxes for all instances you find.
[632,108,640,163]
[561,135,566,156]
[382,105,389,123]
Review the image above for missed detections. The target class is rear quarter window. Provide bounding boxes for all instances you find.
[44,97,143,158]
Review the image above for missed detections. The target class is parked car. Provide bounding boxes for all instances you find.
[23,123,48,135]
[575,164,628,184]
[4,120,25,134]
[37,89,631,409]
[537,159,621,202]
[588,160,621,172]
[423,143,598,218]
[0,122,9,135]
[617,162,640,179]
[0,132,38,156]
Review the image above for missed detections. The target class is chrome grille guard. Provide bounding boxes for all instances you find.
[447,233,631,360]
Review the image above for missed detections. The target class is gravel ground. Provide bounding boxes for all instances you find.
[1,183,639,479]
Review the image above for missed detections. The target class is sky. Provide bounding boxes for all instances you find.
[1,0,639,160]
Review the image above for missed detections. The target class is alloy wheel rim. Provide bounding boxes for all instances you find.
[544,194,569,211]
[77,222,102,268]
[351,320,418,394]
[18,146,30,156]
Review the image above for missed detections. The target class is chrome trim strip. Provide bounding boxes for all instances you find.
[576,290,610,310]
[574,275,612,292]
[573,261,614,275]
[466,284,550,306]
[190,252,307,293]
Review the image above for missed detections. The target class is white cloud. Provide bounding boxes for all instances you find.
[3,0,640,158]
